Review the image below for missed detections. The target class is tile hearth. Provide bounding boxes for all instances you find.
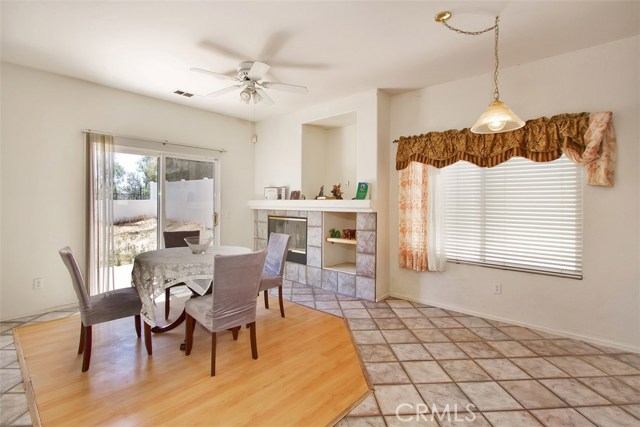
[1,284,640,426]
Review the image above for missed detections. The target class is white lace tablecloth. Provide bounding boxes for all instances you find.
[132,245,251,326]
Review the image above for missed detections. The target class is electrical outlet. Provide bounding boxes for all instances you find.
[33,278,43,290]
[493,283,502,294]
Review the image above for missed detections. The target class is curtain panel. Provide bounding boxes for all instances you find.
[87,132,115,295]
[395,112,615,187]
[398,162,429,271]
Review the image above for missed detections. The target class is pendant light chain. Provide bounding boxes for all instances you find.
[441,18,497,36]
[251,101,257,143]
[440,16,501,101]
[493,17,500,101]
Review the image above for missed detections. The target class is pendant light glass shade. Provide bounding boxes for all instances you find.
[470,100,525,134]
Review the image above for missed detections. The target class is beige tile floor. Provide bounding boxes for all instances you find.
[2,284,640,427]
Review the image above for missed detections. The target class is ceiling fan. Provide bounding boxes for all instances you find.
[191,61,308,105]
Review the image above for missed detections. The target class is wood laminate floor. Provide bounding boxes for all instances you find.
[13,299,369,427]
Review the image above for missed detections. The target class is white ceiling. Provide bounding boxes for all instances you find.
[2,1,639,122]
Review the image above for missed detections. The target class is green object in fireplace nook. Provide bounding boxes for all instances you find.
[329,228,341,238]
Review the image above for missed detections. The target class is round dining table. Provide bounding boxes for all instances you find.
[132,245,251,330]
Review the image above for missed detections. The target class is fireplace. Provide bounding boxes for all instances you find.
[268,216,307,264]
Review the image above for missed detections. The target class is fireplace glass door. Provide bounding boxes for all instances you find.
[268,216,307,264]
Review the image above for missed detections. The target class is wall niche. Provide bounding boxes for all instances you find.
[301,112,357,200]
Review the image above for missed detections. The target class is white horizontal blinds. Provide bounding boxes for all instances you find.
[442,155,583,278]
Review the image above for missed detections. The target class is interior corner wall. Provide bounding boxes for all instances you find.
[325,125,357,200]
[0,62,255,321]
[301,124,327,198]
[388,36,640,351]
[376,90,391,300]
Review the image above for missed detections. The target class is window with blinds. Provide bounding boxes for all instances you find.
[441,155,583,278]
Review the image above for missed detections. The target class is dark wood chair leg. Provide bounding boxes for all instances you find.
[78,323,85,354]
[248,321,258,360]
[278,286,285,318]
[144,322,152,355]
[185,314,195,356]
[231,326,240,341]
[165,288,171,320]
[211,332,217,376]
[81,325,92,372]
[134,315,141,338]
[263,290,269,309]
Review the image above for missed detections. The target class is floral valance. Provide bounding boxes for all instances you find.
[395,112,616,187]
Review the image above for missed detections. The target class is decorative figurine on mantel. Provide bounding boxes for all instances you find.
[315,185,325,199]
[331,184,343,200]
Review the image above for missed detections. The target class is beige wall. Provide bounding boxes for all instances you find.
[0,62,255,320]
[388,36,640,351]
[301,125,328,198]
[254,90,379,199]
[301,124,357,199]
[325,125,357,200]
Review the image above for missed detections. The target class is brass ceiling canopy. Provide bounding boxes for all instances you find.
[434,11,452,23]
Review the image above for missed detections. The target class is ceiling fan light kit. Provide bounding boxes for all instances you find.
[240,88,252,103]
[191,60,308,106]
[435,11,525,134]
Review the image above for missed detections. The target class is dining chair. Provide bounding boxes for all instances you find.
[258,233,291,317]
[163,230,200,319]
[184,250,267,376]
[58,246,151,372]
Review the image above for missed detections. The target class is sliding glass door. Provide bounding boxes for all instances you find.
[110,149,217,289]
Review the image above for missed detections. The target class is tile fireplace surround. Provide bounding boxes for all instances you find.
[254,210,377,301]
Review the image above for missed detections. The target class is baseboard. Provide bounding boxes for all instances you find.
[376,292,390,302]
[388,292,640,354]
[1,303,78,322]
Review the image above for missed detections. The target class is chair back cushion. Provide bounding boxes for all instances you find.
[264,233,291,276]
[58,247,91,312]
[210,251,267,331]
[163,230,200,248]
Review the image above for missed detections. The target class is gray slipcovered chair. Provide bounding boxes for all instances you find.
[258,233,291,317]
[162,230,200,319]
[58,246,151,372]
[185,250,267,376]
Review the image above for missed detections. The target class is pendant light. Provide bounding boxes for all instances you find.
[435,11,525,134]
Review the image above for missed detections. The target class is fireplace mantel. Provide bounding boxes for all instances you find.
[247,199,374,213]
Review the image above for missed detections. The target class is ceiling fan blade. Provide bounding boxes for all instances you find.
[248,61,271,80]
[190,68,238,82]
[267,61,329,70]
[255,88,274,105]
[261,81,308,94]
[206,85,242,97]
[258,31,290,62]
[198,40,249,61]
